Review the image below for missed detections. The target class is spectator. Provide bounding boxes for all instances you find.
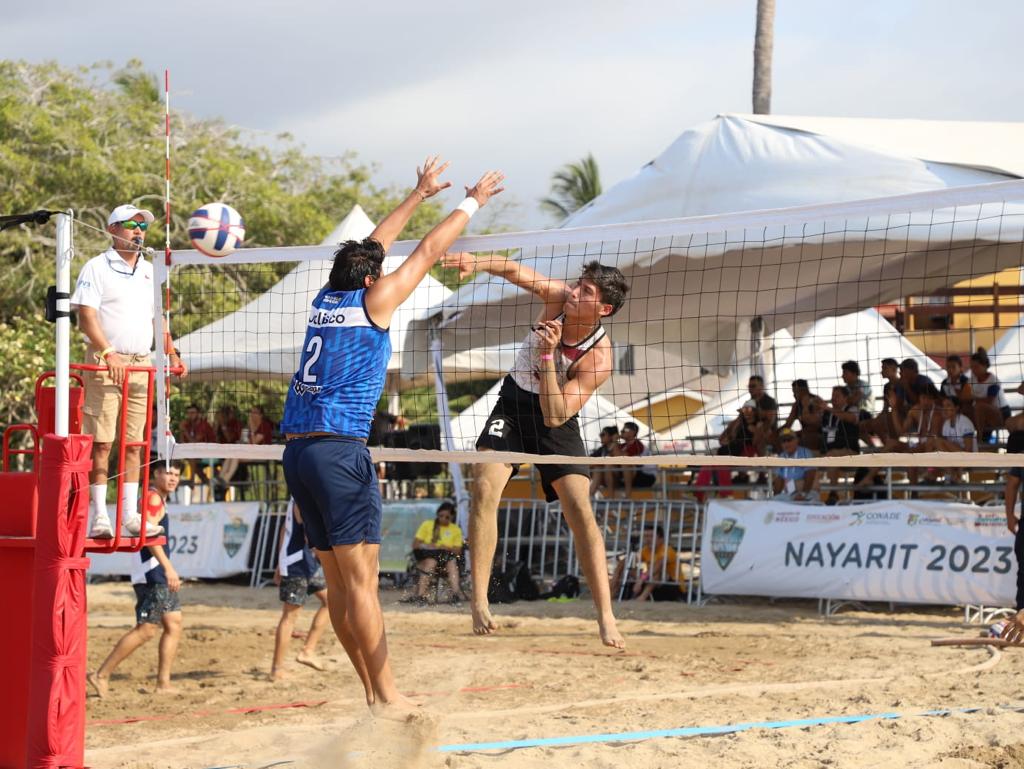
[940,355,972,402]
[719,400,760,458]
[71,203,186,539]
[841,360,874,415]
[369,410,399,447]
[610,525,684,602]
[999,432,1024,644]
[782,379,823,452]
[861,358,902,444]
[774,428,817,501]
[404,501,467,605]
[966,348,1010,440]
[589,425,620,497]
[213,405,243,494]
[747,375,779,453]
[247,404,276,445]
[818,385,869,504]
[898,358,934,408]
[884,383,943,488]
[610,421,657,497]
[179,404,216,499]
[87,462,183,697]
[922,396,975,484]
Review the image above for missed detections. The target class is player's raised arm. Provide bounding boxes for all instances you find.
[368,156,452,252]
[441,251,570,310]
[365,170,505,327]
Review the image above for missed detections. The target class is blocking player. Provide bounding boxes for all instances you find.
[88,462,183,697]
[279,157,504,710]
[441,251,628,649]
[271,501,330,681]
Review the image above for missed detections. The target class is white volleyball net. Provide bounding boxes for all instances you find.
[157,180,1024,474]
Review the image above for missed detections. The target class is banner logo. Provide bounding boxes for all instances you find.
[223,517,250,558]
[711,518,745,570]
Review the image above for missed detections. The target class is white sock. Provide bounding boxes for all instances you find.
[122,482,140,520]
[91,484,110,526]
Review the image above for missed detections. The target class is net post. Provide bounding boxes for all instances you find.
[154,256,170,461]
[54,211,73,438]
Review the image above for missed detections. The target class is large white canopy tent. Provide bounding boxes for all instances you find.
[404,115,1024,412]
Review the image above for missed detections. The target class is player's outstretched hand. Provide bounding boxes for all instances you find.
[466,171,505,207]
[441,251,477,280]
[415,155,452,199]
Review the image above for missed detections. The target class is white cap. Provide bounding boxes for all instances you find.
[107,204,155,226]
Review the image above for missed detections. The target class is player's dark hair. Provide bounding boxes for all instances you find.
[749,375,764,385]
[970,347,990,369]
[881,357,898,368]
[792,379,809,391]
[580,261,628,316]
[154,460,183,475]
[842,360,860,376]
[330,237,385,291]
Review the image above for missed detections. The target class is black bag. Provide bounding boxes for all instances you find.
[487,561,539,603]
[539,574,580,599]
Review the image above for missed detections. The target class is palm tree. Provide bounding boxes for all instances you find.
[540,154,602,220]
[753,0,775,114]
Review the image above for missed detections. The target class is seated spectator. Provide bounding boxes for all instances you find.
[610,525,684,602]
[966,348,1010,440]
[213,405,243,494]
[841,360,874,415]
[404,501,467,605]
[940,355,972,402]
[610,421,657,497]
[773,428,817,501]
[922,395,975,484]
[818,385,869,504]
[178,404,215,499]
[247,405,276,445]
[719,400,760,458]
[861,358,902,444]
[782,379,823,452]
[589,425,620,497]
[884,383,943,487]
[746,375,778,453]
[898,358,934,408]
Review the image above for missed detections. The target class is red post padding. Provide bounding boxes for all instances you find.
[25,433,93,769]
[0,471,39,769]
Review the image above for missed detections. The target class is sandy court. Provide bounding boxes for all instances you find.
[84,581,1024,769]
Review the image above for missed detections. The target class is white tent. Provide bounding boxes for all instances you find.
[449,379,648,454]
[407,115,1024,389]
[655,308,944,452]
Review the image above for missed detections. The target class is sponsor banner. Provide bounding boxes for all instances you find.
[702,499,1016,605]
[89,503,260,579]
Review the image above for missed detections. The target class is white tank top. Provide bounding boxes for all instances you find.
[510,316,606,394]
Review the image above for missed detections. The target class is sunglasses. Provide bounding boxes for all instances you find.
[121,220,149,231]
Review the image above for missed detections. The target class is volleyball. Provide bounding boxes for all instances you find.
[188,202,245,257]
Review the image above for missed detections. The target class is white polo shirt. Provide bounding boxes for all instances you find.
[70,248,154,355]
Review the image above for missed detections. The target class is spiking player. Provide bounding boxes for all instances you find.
[279,157,504,710]
[442,252,629,649]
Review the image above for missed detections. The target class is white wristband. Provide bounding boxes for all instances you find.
[456,197,480,218]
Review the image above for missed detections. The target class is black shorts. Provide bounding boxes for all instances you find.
[413,548,457,566]
[134,583,181,625]
[476,376,589,502]
[279,572,327,606]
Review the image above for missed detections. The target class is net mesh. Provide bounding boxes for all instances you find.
[158,180,1024,471]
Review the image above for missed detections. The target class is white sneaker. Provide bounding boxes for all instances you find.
[89,518,114,539]
[124,515,164,537]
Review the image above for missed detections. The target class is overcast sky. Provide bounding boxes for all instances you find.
[8,0,1024,229]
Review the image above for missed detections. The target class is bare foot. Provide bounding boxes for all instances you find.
[155,682,179,694]
[296,651,325,671]
[471,603,498,635]
[370,693,422,720]
[269,667,287,682]
[87,671,108,699]
[599,615,626,650]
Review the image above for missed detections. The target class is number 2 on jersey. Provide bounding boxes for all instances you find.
[302,335,323,383]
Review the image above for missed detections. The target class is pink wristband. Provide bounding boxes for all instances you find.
[540,353,554,361]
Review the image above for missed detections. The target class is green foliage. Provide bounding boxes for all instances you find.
[0,59,444,428]
[540,153,602,220]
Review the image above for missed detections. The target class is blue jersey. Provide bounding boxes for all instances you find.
[279,502,319,578]
[280,286,391,438]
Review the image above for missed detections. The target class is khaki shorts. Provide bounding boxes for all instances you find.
[82,347,152,444]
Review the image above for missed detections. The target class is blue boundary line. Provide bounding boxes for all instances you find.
[434,707,981,753]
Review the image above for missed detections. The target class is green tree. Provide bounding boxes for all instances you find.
[0,59,444,429]
[540,153,602,220]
